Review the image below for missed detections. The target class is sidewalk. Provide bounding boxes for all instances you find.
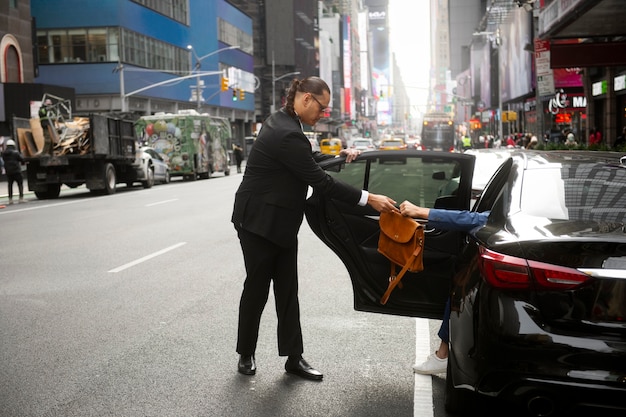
[0,178,34,206]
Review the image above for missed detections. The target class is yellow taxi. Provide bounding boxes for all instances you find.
[320,138,343,155]
[379,138,407,150]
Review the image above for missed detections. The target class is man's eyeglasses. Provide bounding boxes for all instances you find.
[309,94,330,114]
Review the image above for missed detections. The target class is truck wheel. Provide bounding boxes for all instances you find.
[34,184,61,200]
[103,163,117,194]
[142,165,154,189]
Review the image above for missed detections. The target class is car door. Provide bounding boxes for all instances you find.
[304,150,476,318]
[146,148,165,178]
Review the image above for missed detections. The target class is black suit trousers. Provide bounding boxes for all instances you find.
[236,227,303,357]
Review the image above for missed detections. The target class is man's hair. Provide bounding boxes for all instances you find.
[284,76,330,117]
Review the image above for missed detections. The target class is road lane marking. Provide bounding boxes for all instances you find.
[414,318,434,417]
[0,199,84,215]
[108,242,187,273]
[146,198,179,207]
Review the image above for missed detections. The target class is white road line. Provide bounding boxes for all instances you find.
[414,318,434,417]
[146,198,178,207]
[108,242,187,273]
[0,199,84,215]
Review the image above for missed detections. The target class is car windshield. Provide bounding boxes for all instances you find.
[325,157,462,208]
[383,140,403,146]
[519,160,626,223]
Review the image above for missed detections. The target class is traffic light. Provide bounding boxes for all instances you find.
[239,89,245,101]
[232,88,238,101]
[220,76,229,92]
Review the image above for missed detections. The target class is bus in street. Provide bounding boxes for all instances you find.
[420,112,456,151]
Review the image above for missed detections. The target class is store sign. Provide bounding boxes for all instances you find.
[592,80,608,96]
[548,90,586,114]
[535,39,555,96]
[615,74,626,92]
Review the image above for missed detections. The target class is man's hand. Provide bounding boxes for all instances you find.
[339,148,360,163]
[367,193,398,213]
[399,200,430,219]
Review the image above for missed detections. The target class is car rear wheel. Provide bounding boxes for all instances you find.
[445,354,478,413]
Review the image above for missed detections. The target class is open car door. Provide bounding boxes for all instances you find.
[304,150,476,319]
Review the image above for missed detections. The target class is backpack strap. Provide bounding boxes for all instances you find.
[380,244,423,305]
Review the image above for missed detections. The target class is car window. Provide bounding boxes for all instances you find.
[326,156,464,209]
[520,160,626,222]
[474,157,512,215]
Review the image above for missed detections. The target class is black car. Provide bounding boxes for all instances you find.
[304,149,626,416]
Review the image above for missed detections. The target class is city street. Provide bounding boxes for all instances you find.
[1,172,451,417]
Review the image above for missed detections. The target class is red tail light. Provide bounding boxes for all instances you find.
[479,247,592,290]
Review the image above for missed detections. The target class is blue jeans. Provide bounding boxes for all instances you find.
[438,298,450,344]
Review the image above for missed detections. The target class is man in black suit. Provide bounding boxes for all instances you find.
[232,76,397,380]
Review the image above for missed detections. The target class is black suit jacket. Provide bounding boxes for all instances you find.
[232,109,362,248]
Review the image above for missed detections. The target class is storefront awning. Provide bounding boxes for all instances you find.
[538,0,626,67]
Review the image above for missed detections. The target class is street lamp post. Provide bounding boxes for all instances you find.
[270,51,300,113]
[188,45,240,110]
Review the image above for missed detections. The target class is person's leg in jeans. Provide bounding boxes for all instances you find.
[413,298,449,374]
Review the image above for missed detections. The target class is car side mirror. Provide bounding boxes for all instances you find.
[434,195,461,210]
[432,171,446,180]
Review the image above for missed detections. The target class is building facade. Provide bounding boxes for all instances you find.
[10,0,255,141]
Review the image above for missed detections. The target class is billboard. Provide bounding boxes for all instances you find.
[368,5,391,125]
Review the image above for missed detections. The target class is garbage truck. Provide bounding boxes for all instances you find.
[134,110,231,180]
[13,106,143,199]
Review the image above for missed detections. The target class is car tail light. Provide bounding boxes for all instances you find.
[479,247,592,290]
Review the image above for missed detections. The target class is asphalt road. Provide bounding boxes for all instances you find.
[0,172,451,417]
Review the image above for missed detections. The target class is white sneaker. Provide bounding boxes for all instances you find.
[413,353,447,375]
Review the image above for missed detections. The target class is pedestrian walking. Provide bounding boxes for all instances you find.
[232,142,243,173]
[2,139,26,204]
[231,76,397,380]
[589,127,602,145]
[615,127,626,149]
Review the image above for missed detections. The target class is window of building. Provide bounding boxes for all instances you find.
[131,0,189,25]
[37,27,187,74]
[218,19,253,55]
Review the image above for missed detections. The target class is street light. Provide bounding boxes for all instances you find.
[187,45,240,110]
[270,51,300,113]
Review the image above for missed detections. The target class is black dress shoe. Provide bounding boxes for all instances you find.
[285,356,323,380]
[238,354,256,375]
